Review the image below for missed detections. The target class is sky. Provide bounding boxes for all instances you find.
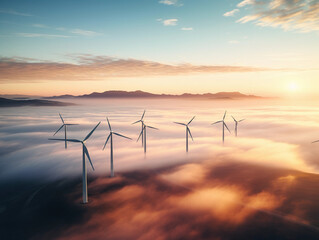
[0,0,318,97]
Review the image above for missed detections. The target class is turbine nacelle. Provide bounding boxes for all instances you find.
[137,124,158,142]
[231,115,245,137]
[53,113,78,136]
[103,117,132,177]
[212,111,231,143]
[174,116,195,152]
[173,116,195,141]
[49,121,101,204]
[49,121,101,171]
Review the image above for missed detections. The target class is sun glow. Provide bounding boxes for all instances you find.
[288,82,299,92]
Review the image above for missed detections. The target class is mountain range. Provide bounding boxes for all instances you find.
[0,97,73,107]
[47,90,264,100]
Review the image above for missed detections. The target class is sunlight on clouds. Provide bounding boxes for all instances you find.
[159,18,178,26]
[223,9,239,17]
[159,0,183,6]
[236,0,319,33]
[237,0,255,8]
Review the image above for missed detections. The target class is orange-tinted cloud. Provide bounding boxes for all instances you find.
[27,160,319,240]
[237,0,319,33]
[0,55,271,83]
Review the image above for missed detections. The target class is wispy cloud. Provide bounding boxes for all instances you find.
[223,9,239,17]
[159,0,183,6]
[32,24,48,28]
[0,55,273,83]
[237,0,255,8]
[181,27,193,31]
[0,9,32,17]
[69,29,101,36]
[16,33,71,38]
[31,24,101,37]
[236,0,319,33]
[158,18,178,26]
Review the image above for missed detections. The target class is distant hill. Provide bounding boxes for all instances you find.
[47,90,264,100]
[0,97,73,107]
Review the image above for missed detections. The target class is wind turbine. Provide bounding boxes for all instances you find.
[137,122,158,153]
[132,110,145,147]
[49,122,101,204]
[231,116,245,137]
[174,116,195,152]
[103,118,132,177]
[212,111,231,143]
[53,113,78,149]
[312,140,319,144]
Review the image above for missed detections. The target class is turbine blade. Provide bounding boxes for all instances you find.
[83,145,94,171]
[312,140,319,143]
[231,115,237,122]
[83,122,101,142]
[106,117,112,131]
[53,125,64,136]
[141,110,146,120]
[59,113,65,124]
[146,126,158,130]
[114,132,132,140]
[174,122,186,126]
[137,129,143,142]
[103,134,111,150]
[224,122,231,133]
[188,116,195,125]
[211,121,222,125]
[65,124,78,126]
[239,119,245,122]
[223,111,227,120]
[132,120,141,125]
[187,127,194,141]
[48,138,81,143]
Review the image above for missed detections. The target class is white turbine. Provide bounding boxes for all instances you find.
[49,122,101,204]
[137,122,158,153]
[212,111,231,143]
[231,116,245,137]
[174,116,195,152]
[132,110,145,147]
[103,118,132,177]
[53,113,78,149]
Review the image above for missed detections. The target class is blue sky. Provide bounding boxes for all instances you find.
[0,0,318,96]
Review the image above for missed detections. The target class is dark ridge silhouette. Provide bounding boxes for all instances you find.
[47,90,265,100]
[0,97,73,107]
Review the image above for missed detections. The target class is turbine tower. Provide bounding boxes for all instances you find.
[212,111,231,143]
[231,116,245,137]
[53,113,78,149]
[174,116,195,152]
[137,122,158,153]
[103,118,132,177]
[132,110,146,147]
[49,122,101,204]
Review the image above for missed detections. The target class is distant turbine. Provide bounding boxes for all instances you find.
[231,116,245,137]
[212,111,231,143]
[53,113,78,149]
[137,122,158,153]
[103,118,132,177]
[49,122,100,204]
[132,110,146,147]
[174,116,195,152]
